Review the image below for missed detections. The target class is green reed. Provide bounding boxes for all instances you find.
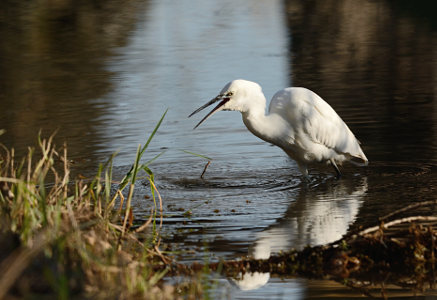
[0,110,202,299]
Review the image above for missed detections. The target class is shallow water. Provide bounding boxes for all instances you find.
[1,0,437,298]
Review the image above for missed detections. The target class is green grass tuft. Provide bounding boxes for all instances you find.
[0,111,207,299]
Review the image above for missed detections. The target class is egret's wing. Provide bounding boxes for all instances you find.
[269,88,367,161]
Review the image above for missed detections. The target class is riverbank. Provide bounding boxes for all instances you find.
[1,132,436,299]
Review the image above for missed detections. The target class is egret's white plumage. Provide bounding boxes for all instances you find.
[189,79,368,178]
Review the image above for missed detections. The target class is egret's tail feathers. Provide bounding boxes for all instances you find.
[349,154,368,166]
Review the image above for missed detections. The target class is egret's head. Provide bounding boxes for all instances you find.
[188,79,263,129]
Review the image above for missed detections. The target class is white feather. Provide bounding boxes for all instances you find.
[190,79,368,177]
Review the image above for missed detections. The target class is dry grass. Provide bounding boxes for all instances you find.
[0,113,204,299]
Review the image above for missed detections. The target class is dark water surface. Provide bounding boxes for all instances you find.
[1,0,437,298]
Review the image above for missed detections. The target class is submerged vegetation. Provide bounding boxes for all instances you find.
[1,115,437,299]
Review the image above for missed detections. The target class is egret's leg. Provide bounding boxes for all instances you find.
[297,163,309,179]
[330,159,341,179]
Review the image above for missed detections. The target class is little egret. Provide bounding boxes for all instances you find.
[189,79,368,178]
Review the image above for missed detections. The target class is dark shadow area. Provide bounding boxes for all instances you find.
[0,0,148,174]
[284,0,437,164]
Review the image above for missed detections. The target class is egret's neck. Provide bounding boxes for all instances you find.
[242,105,288,146]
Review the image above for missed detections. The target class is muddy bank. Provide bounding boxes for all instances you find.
[168,203,437,297]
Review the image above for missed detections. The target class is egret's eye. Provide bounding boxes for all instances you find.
[226,91,234,97]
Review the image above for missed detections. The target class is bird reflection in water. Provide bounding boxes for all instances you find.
[231,177,368,291]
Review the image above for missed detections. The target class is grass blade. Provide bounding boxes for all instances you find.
[179,149,212,161]
[119,109,168,191]
[139,109,168,158]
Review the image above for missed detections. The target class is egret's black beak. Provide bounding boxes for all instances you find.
[188,94,230,129]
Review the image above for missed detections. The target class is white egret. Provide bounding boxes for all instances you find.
[189,79,368,178]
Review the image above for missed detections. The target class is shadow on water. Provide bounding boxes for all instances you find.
[286,0,437,166]
[0,0,149,174]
